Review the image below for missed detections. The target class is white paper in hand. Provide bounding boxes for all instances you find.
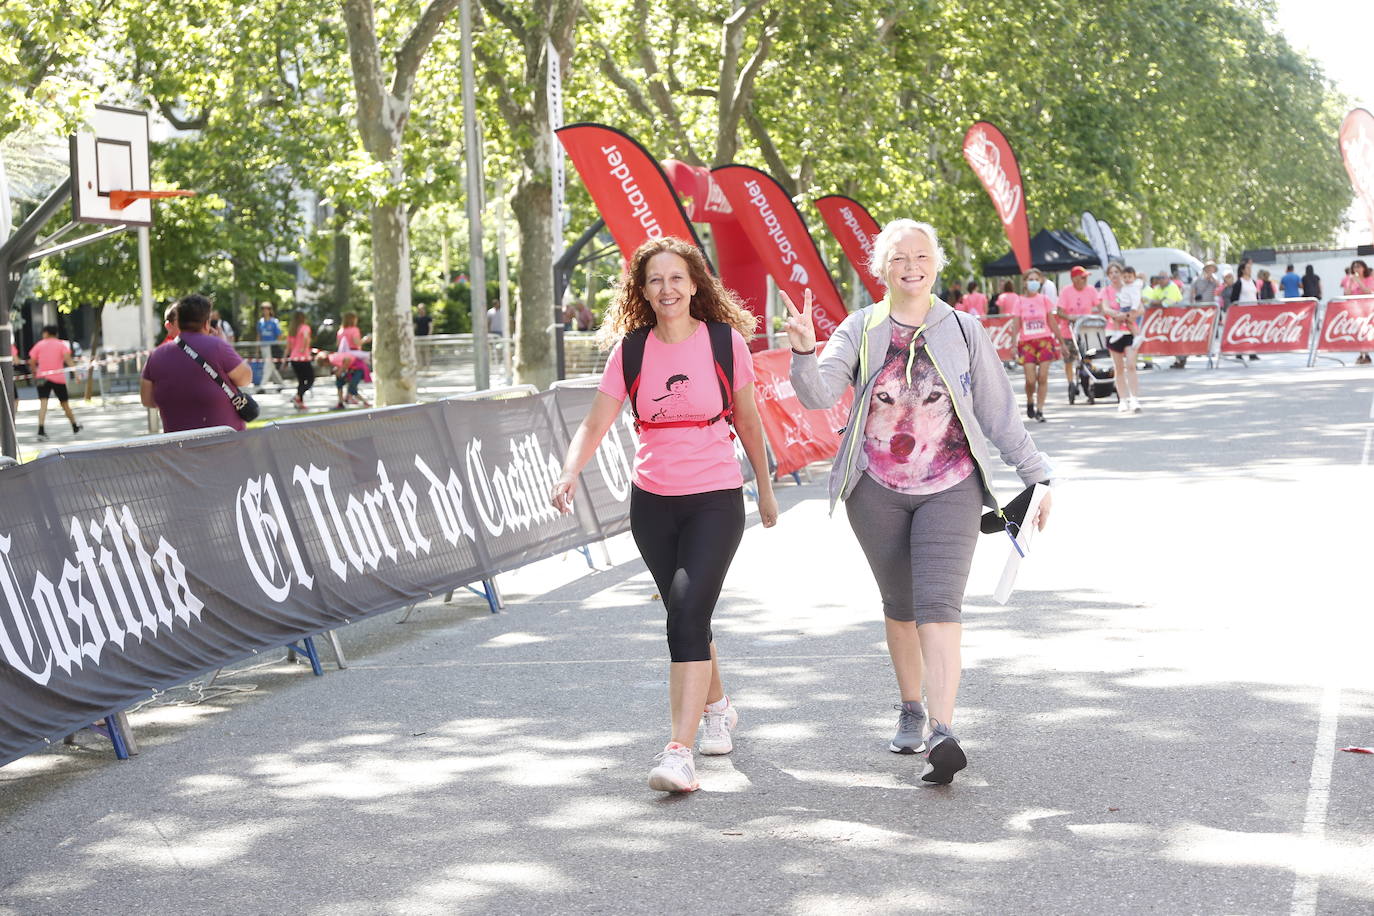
[993,483,1048,605]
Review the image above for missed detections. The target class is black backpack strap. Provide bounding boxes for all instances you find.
[621,325,652,422]
[706,321,735,421]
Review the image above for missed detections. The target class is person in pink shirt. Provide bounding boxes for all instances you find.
[286,311,315,409]
[330,312,371,408]
[27,325,81,440]
[993,280,1017,316]
[957,280,988,317]
[1056,265,1100,402]
[1006,269,1060,422]
[1344,260,1373,364]
[552,237,777,794]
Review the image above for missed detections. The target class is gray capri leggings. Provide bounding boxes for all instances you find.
[844,471,983,624]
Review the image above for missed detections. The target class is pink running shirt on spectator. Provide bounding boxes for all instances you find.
[28,338,71,382]
[1008,294,1056,341]
[1056,285,1100,337]
[598,322,755,497]
[958,292,987,317]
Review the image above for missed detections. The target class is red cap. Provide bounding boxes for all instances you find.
[1069,266,1089,278]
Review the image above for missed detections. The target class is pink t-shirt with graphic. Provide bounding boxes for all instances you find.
[599,322,755,497]
[1056,285,1100,337]
[1009,294,1056,341]
[28,338,71,382]
[957,292,987,317]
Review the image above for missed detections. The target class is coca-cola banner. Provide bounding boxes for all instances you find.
[815,195,885,302]
[1218,300,1317,355]
[963,121,1033,275]
[1339,109,1374,245]
[556,123,706,263]
[1136,306,1219,357]
[0,390,639,767]
[1315,296,1374,353]
[979,315,1017,362]
[710,164,849,341]
[751,347,852,477]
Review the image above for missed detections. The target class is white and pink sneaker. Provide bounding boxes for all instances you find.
[648,742,698,793]
[699,698,739,755]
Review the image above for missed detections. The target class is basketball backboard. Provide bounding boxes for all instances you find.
[70,105,152,227]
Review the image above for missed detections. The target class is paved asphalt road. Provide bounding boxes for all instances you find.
[1,355,1371,915]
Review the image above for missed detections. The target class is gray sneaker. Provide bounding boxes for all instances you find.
[889,701,926,754]
[921,719,967,785]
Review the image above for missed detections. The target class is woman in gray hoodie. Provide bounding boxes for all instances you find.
[785,218,1053,784]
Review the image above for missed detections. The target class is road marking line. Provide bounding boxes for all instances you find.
[1364,429,1373,468]
[1369,389,1374,420]
[1290,681,1342,916]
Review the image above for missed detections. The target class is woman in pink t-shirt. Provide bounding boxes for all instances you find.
[552,237,777,794]
[331,312,370,408]
[1007,269,1060,422]
[287,311,314,409]
[1346,260,1374,363]
[993,280,1017,316]
[957,280,987,317]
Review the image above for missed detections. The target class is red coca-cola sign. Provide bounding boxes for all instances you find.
[1218,301,1316,354]
[1136,306,1218,357]
[979,315,1016,362]
[1316,297,1374,351]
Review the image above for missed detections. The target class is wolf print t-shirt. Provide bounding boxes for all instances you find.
[599,322,755,496]
[862,320,974,495]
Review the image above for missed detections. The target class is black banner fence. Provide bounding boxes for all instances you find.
[0,387,638,766]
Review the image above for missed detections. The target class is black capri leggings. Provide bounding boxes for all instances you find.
[630,485,745,663]
[291,360,315,398]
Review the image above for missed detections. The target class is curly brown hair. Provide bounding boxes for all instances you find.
[595,237,758,349]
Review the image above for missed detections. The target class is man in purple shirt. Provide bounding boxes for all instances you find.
[141,294,253,432]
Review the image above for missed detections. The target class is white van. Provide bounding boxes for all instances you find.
[1081,247,1207,288]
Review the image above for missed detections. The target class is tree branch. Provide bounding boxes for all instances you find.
[393,0,463,105]
[151,96,212,131]
[731,9,779,120]
[341,0,394,157]
[745,109,793,195]
[480,0,527,42]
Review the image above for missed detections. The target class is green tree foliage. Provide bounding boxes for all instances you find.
[10,0,1355,390]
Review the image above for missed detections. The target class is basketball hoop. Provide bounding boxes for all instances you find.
[108,189,195,210]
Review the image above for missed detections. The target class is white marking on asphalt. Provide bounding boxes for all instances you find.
[1290,681,1342,916]
[1368,389,1374,420]
[1363,429,1373,468]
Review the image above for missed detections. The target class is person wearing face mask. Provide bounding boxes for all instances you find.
[785,218,1053,786]
[551,237,777,795]
[1007,269,1060,422]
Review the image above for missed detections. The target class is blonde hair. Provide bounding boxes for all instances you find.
[869,219,949,283]
[596,237,757,349]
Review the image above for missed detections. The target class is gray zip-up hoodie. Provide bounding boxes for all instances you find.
[790,298,1052,514]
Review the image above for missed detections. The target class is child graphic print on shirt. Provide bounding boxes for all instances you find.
[650,374,692,421]
[863,321,975,495]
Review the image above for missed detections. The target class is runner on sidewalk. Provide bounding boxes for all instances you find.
[551,237,778,794]
[1007,268,1060,422]
[784,218,1053,786]
[28,326,81,441]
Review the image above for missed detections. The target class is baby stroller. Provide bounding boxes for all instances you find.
[1071,315,1119,405]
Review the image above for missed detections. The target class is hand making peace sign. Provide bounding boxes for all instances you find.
[780,288,816,353]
